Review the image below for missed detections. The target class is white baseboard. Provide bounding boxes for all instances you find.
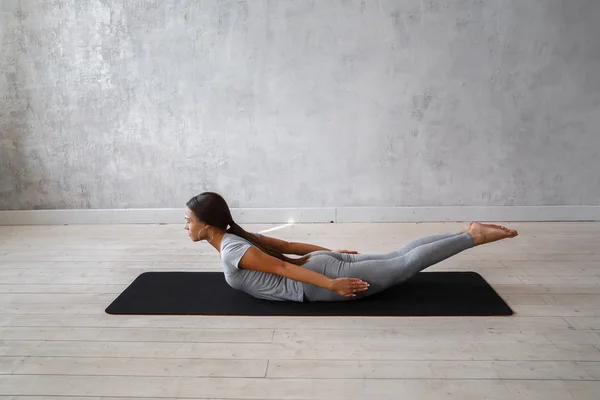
[0,206,599,225]
[0,208,336,225]
[336,206,600,222]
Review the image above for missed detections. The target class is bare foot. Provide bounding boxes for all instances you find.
[481,223,518,237]
[467,222,518,246]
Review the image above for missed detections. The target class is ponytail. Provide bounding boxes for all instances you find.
[227,221,310,266]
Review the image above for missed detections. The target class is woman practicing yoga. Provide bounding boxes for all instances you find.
[185,192,518,302]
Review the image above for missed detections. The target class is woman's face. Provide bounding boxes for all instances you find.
[184,208,209,242]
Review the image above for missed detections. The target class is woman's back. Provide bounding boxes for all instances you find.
[220,233,304,302]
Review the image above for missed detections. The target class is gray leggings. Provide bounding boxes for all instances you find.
[301,231,475,302]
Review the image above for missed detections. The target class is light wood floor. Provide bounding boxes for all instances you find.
[1,222,599,399]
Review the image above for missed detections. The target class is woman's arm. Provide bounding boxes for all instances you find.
[237,247,369,297]
[256,234,357,255]
[287,241,330,255]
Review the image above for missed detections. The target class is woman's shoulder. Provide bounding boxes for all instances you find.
[220,233,258,266]
[222,232,257,247]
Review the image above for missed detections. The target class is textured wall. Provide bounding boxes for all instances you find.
[1,0,27,208]
[1,0,599,210]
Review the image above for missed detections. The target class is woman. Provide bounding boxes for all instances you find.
[185,192,518,302]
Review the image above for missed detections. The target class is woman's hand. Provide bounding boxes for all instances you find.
[328,278,370,297]
[332,249,359,254]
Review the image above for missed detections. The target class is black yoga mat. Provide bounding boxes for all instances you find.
[105,271,513,316]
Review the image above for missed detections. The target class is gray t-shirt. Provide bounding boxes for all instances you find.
[220,232,304,302]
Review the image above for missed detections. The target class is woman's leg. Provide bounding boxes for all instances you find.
[310,231,463,263]
[390,232,465,257]
[302,232,475,301]
[302,223,518,302]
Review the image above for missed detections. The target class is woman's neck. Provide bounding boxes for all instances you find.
[208,230,226,253]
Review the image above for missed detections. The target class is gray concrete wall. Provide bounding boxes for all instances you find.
[1,0,599,210]
[1,0,27,209]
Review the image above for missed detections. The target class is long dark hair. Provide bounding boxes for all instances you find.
[186,192,310,266]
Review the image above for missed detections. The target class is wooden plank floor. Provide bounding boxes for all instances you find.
[1,222,599,399]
